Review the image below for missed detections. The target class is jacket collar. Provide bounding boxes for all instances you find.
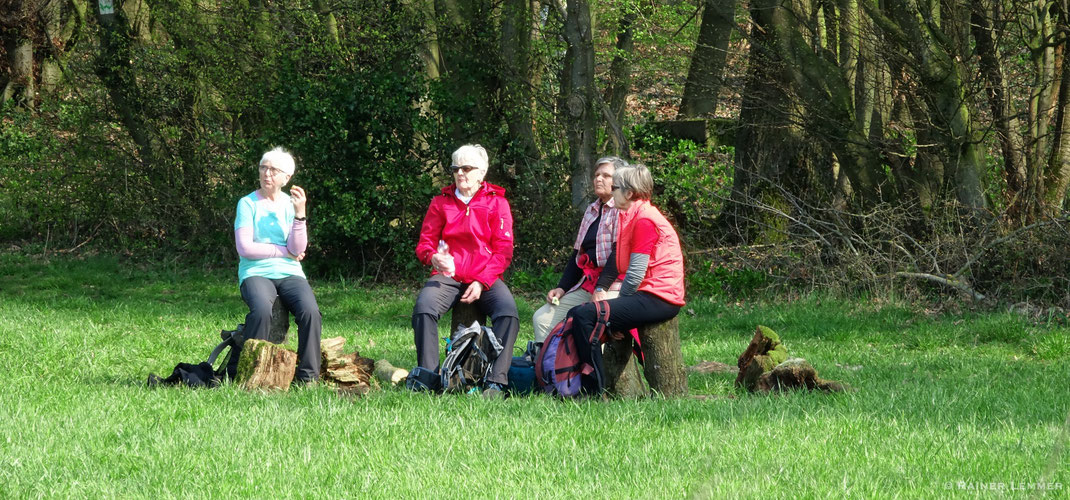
[439,182,506,198]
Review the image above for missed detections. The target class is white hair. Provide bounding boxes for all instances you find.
[260,147,295,176]
[451,144,489,172]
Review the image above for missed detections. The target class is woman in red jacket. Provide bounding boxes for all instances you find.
[569,163,685,393]
[411,144,519,398]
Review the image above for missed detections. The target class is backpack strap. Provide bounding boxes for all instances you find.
[588,299,611,345]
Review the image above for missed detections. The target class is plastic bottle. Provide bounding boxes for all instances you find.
[437,240,455,278]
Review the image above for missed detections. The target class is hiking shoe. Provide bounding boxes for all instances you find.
[482,382,506,399]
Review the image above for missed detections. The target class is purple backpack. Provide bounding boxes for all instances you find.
[535,300,611,397]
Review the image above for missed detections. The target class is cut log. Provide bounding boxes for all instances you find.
[450,302,485,333]
[236,339,297,391]
[601,337,649,398]
[374,359,409,386]
[636,316,688,397]
[757,358,847,393]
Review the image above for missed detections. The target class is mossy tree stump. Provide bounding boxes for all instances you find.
[735,325,788,391]
[236,339,297,391]
[450,302,485,333]
[635,317,688,396]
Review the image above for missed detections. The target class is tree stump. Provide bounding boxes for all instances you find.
[268,298,289,344]
[735,325,788,391]
[450,302,485,333]
[236,339,297,391]
[601,337,649,398]
[635,316,688,397]
[320,336,376,395]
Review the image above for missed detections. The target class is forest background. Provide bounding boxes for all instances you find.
[5,0,1070,308]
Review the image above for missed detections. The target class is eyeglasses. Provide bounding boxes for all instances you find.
[611,184,621,191]
[259,164,286,177]
[450,165,479,174]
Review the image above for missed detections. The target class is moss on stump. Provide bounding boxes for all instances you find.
[236,339,297,391]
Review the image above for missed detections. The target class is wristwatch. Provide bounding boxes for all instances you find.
[595,287,605,293]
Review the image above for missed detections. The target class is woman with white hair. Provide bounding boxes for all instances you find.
[531,156,627,345]
[227,147,322,383]
[568,163,685,394]
[410,144,520,398]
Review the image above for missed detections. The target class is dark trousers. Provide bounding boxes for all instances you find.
[569,291,681,392]
[411,274,520,385]
[228,275,322,382]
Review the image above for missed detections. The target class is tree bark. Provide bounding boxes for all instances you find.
[603,8,635,158]
[601,337,649,398]
[635,317,688,397]
[972,1,1029,215]
[1,24,34,110]
[678,0,736,118]
[562,0,598,210]
[236,339,297,391]
[500,0,541,162]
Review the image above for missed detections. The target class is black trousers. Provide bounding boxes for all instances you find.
[411,274,520,385]
[569,291,681,392]
[228,275,322,382]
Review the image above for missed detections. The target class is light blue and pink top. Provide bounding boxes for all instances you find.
[234,190,307,284]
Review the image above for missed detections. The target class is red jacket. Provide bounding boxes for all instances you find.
[416,182,515,288]
[616,200,686,306]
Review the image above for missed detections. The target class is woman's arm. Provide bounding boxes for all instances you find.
[235,226,288,259]
[286,219,307,257]
[556,250,582,291]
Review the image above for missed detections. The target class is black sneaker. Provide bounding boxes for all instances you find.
[482,382,506,399]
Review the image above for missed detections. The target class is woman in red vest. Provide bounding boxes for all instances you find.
[568,163,685,393]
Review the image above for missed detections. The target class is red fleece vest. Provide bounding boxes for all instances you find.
[616,200,686,306]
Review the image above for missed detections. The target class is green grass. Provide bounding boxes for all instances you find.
[0,253,1067,498]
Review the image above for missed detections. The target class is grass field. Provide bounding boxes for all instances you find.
[0,253,1067,498]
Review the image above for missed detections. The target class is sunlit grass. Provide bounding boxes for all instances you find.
[0,253,1066,498]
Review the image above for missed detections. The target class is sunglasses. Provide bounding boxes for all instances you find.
[450,165,479,174]
[611,184,621,191]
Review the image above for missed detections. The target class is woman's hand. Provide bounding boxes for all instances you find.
[290,186,307,218]
[546,288,564,304]
[460,281,483,303]
[592,289,608,302]
[431,253,453,273]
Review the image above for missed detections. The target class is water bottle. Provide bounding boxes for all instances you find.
[438,240,455,278]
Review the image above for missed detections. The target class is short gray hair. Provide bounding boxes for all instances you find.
[594,156,627,174]
[260,146,295,176]
[451,144,489,172]
[613,164,654,200]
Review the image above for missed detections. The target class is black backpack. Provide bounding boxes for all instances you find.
[147,327,245,388]
[440,321,503,392]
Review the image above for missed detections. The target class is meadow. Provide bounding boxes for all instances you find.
[0,253,1066,498]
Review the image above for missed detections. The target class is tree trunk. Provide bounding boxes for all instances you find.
[600,338,649,398]
[1045,2,1070,211]
[562,0,598,210]
[678,0,736,118]
[972,1,1029,215]
[602,9,635,158]
[94,6,164,170]
[1,25,34,110]
[636,317,688,397]
[500,0,541,163]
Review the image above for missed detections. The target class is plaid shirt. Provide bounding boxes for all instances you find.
[574,198,618,268]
